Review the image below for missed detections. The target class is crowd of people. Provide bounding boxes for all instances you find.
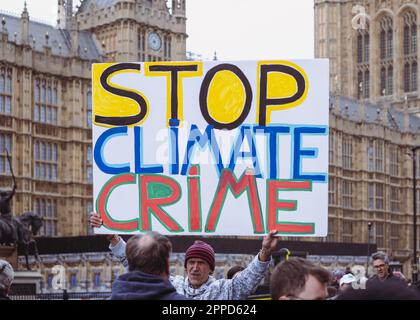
[2,213,420,301]
[88,213,420,300]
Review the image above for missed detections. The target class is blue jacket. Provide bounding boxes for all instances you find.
[111,271,188,300]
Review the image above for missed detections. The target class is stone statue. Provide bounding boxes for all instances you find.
[0,149,43,270]
[0,148,18,244]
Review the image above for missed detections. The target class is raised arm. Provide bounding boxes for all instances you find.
[89,212,128,268]
[201,230,279,300]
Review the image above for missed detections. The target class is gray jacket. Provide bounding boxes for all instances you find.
[110,238,269,300]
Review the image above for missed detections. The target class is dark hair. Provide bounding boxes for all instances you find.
[226,265,245,279]
[125,232,172,276]
[270,257,331,300]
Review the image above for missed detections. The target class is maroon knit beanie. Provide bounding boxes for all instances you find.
[184,240,215,271]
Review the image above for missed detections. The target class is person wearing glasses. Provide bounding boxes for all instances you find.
[367,251,406,287]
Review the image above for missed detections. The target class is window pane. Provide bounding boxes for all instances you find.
[380,30,386,59]
[52,108,57,124]
[40,163,45,178]
[404,25,410,55]
[53,88,57,105]
[0,96,4,113]
[412,63,417,92]
[35,104,39,121]
[41,106,46,122]
[48,87,52,105]
[0,75,4,93]
[46,107,52,124]
[35,82,40,102]
[411,25,417,53]
[52,144,57,161]
[404,64,410,92]
[387,30,393,58]
[52,164,57,180]
[41,85,46,103]
[40,143,45,160]
[6,76,11,94]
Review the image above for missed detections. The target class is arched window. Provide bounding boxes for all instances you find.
[356,22,370,99]
[403,11,417,93]
[0,68,12,115]
[379,16,393,96]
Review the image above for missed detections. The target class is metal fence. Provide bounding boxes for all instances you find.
[10,291,111,300]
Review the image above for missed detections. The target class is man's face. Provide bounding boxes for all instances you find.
[281,275,328,300]
[186,258,211,288]
[373,259,389,279]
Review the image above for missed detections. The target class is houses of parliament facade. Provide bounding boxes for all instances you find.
[0,0,419,291]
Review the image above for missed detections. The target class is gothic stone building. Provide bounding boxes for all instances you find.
[315,0,420,275]
[0,0,186,237]
[1,0,420,291]
[315,0,419,115]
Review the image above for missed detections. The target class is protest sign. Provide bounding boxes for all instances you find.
[92,60,329,236]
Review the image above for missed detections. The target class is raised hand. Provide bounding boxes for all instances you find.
[259,230,279,262]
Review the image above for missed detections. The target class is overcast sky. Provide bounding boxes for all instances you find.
[0,0,314,60]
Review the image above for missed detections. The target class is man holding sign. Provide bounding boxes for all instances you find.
[90,59,328,298]
[91,214,278,299]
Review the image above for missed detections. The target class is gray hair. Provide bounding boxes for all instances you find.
[371,251,389,264]
[0,259,14,291]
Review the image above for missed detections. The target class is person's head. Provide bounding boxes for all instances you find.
[371,251,390,279]
[0,259,14,297]
[184,240,215,288]
[270,257,331,300]
[125,232,172,278]
[339,273,356,292]
[226,265,245,279]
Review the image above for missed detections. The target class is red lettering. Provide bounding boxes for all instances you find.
[267,180,314,234]
[140,175,183,232]
[205,170,264,233]
[97,174,139,231]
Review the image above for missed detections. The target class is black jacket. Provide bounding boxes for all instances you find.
[111,271,188,300]
[367,272,406,287]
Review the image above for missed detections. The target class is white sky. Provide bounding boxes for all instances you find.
[0,0,314,60]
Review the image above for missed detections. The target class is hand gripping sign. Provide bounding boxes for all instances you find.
[92,60,329,237]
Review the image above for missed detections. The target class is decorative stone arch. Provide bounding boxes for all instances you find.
[372,9,395,23]
[396,3,418,17]
[396,7,418,94]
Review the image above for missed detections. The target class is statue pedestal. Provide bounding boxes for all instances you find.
[11,271,43,295]
[0,245,18,269]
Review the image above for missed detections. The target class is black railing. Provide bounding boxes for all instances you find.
[10,291,111,300]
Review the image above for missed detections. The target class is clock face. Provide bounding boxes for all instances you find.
[148,32,162,51]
